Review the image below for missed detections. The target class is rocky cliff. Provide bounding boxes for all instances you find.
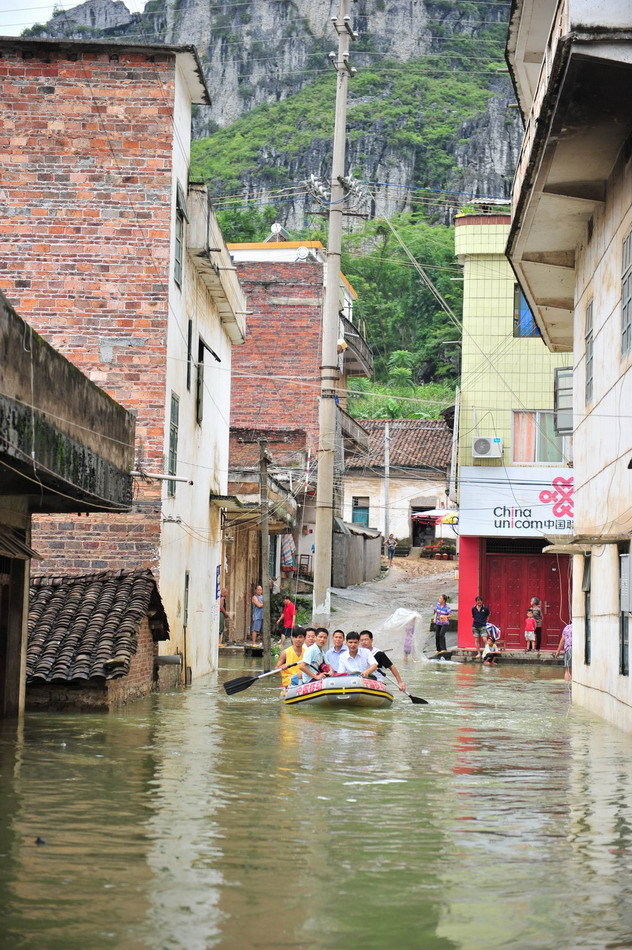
[25,0,522,227]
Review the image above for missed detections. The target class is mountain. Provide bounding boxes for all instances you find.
[24,0,522,229]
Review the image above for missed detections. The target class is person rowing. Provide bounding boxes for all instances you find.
[293,628,330,685]
[274,627,306,690]
[359,630,406,692]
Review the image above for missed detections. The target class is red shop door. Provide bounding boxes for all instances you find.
[485,554,570,651]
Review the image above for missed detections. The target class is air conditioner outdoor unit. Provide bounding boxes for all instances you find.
[472,436,503,459]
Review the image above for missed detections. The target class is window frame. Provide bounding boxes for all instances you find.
[512,284,541,338]
[585,300,594,405]
[174,182,188,289]
[168,392,179,497]
[622,229,632,356]
[352,495,370,527]
[512,409,567,464]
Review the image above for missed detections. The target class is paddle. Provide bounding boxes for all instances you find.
[224,662,300,696]
[384,672,428,705]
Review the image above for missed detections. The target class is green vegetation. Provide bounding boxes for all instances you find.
[341,213,462,385]
[347,376,454,420]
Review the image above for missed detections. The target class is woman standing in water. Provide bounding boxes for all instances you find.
[433,594,451,654]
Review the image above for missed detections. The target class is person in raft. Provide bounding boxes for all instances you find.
[276,594,296,646]
[359,630,406,691]
[325,629,348,672]
[294,628,330,685]
[303,627,317,650]
[274,627,305,692]
[524,608,537,651]
[337,631,379,677]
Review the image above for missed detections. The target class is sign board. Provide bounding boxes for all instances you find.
[459,466,574,538]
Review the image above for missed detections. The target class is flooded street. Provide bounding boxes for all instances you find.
[1,660,632,950]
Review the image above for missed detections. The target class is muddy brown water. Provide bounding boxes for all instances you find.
[1,659,631,949]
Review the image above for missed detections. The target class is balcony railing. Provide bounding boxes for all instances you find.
[340,313,373,377]
[337,405,369,453]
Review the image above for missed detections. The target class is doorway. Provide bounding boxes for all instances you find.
[484,549,571,650]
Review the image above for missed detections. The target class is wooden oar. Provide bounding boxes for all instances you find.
[223,661,300,696]
[384,672,428,705]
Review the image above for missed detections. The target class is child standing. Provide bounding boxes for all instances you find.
[524,608,536,651]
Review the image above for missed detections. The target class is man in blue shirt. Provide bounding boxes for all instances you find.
[325,629,347,672]
[298,628,330,684]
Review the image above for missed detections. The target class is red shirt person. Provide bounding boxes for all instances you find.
[277,596,297,645]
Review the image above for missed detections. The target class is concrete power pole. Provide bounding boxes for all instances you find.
[259,439,272,668]
[313,0,356,625]
[384,420,390,543]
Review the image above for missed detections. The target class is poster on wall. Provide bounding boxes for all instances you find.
[459,466,574,537]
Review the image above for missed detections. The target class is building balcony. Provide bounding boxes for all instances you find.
[187,184,247,344]
[338,405,369,454]
[340,313,373,377]
[507,1,632,352]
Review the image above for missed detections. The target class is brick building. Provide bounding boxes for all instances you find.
[222,238,373,633]
[0,37,246,679]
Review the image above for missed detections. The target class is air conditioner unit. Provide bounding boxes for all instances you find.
[472,436,503,459]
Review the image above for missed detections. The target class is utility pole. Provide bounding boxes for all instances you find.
[259,439,271,668]
[384,420,390,542]
[313,0,356,625]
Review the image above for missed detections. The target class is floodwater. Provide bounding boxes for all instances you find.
[1,660,632,950]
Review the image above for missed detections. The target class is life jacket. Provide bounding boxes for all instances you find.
[281,644,304,686]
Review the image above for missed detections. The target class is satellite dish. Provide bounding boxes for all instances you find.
[271,222,283,234]
[295,246,310,261]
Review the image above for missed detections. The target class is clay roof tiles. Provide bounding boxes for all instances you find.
[27,569,169,684]
[345,418,452,472]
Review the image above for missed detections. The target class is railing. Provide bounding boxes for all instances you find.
[337,405,369,452]
[340,313,373,376]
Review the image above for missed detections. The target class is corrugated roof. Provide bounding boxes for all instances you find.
[345,419,452,472]
[27,569,169,684]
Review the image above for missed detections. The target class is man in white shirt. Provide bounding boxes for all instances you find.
[325,629,348,672]
[338,631,378,677]
[359,630,406,692]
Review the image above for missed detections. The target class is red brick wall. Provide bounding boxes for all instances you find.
[107,615,158,706]
[230,261,323,453]
[0,43,176,574]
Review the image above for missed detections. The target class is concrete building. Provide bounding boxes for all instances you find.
[223,237,373,632]
[343,418,453,548]
[506,0,632,728]
[0,37,245,680]
[455,213,573,650]
[0,292,135,716]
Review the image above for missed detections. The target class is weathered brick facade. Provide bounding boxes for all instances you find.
[229,259,323,454]
[0,40,179,574]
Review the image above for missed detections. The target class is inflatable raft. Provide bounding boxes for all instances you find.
[283,675,394,708]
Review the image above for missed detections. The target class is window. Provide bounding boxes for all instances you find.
[584,301,593,405]
[168,392,179,497]
[196,338,205,424]
[513,285,541,338]
[174,183,188,288]
[582,556,591,666]
[183,571,190,629]
[352,496,370,527]
[623,230,632,355]
[554,367,573,436]
[186,319,193,391]
[621,552,630,676]
[513,410,565,463]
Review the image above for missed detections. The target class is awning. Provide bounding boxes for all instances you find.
[412,509,458,524]
[0,524,43,560]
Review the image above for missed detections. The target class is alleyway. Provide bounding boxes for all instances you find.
[330,557,458,652]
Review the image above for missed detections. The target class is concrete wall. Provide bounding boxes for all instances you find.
[343,473,444,540]
[568,145,632,730]
[332,531,382,588]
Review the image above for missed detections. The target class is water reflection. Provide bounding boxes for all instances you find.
[0,663,631,948]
